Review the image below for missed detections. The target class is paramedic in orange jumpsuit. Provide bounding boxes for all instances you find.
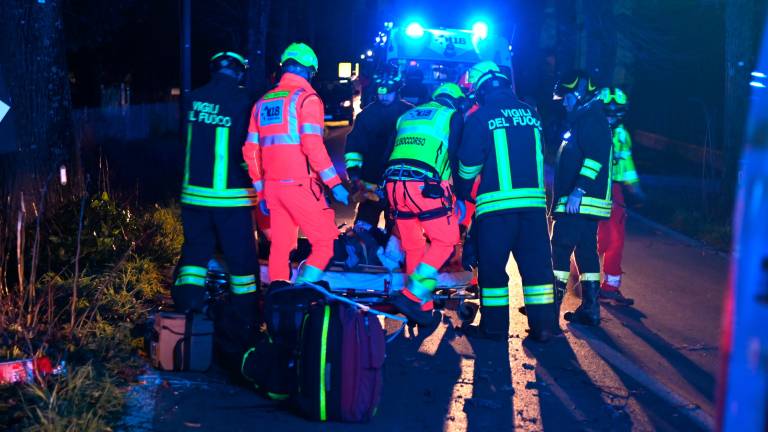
[385,83,466,326]
[243,43,349,287]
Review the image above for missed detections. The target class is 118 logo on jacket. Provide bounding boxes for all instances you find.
[189,100,232,127]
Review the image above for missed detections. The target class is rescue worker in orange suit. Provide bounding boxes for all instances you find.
[344,78,412,233]
[551,71,614,328]
[173,51,259,347]
[243,43,349,287]
[596,87,643,305]
[454,62,555,341]
[384,83,465,326]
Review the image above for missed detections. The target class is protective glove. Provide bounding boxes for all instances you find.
[454,199,466,222]
[625,183,646,207]
[331,184,350,205]
[566,188,584,214]
[346,166,362,183]
[259,199,270,216]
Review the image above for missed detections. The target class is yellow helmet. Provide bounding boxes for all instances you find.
[280,42,318,71]
[466,61,508,91]
[432,82,465,100]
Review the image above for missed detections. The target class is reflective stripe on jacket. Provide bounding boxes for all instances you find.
[388,101,456,181]
[243,73,341,196]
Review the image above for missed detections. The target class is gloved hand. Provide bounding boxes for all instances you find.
[331,184,350,205]
[346,166,362,183]
[566,188,584,214]
[454,199,466,222]
[625,183,646,207]
[259,199,270,216]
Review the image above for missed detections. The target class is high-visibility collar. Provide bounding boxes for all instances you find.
[278,72,314,92]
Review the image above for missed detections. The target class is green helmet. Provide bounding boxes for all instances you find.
[280,42,318,71]
[466,61,508,91]
[432,82,464,100]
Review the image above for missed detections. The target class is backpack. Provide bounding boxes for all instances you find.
[263,284,326,348]
[295,300,386,422]
[240,335,296,401]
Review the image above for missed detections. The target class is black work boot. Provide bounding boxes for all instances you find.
[459,306,508,342]
[524,303,555,343]
[390,291,440,328]
[553,280,567,335]
[599,288,635,306]
[564,280,601,326]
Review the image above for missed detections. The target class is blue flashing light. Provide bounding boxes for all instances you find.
[751,71,766,78]
[563,131,572,140]
[366,50,373,57]
[472,21,489,40]
[405,22,425,38]
[750,81,766,88]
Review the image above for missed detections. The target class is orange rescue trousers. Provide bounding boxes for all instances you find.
[264,179,339,282]
[386,180,460,308]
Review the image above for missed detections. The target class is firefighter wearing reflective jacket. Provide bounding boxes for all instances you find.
[344,78,412,232]
[596,87,643,305]
[173,51,259,342]
[243,43,349,287]
[551,71,614,327]
[384,83,465,327]
[454,62,555,342]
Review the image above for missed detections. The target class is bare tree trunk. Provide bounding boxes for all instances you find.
[0,0,74,289]
[723,0,761,212]
[247,0,271,98]
[555,0,579,76]
[583,0,617,86]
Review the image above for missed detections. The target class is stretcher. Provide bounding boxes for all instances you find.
[258,261,481,324]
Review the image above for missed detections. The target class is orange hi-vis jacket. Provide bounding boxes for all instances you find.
[243,73,341,197]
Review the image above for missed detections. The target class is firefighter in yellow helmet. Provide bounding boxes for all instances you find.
[455,61,555,341]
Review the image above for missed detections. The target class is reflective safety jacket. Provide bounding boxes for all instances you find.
[552,99,613,219]
[344,99,413,185]
[611,124,639,185]
[181,74,257,208]
[243,73,341,196]
[387,100,463,181]
[454,89,546,217]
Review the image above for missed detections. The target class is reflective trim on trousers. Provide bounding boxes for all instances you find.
[523,284,554,305]
[554,270,570,283]
[175,265,208,287]
[580,272,601,282]
[230,274,257,294]
[481,286,509,307]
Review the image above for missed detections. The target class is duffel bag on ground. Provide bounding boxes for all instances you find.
[295,300,386,422]
[241,336,296,401]
[150,312,213,372]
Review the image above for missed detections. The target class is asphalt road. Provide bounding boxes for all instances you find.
[127,126,725,432]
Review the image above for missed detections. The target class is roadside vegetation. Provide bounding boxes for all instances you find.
[0,189,182,431]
